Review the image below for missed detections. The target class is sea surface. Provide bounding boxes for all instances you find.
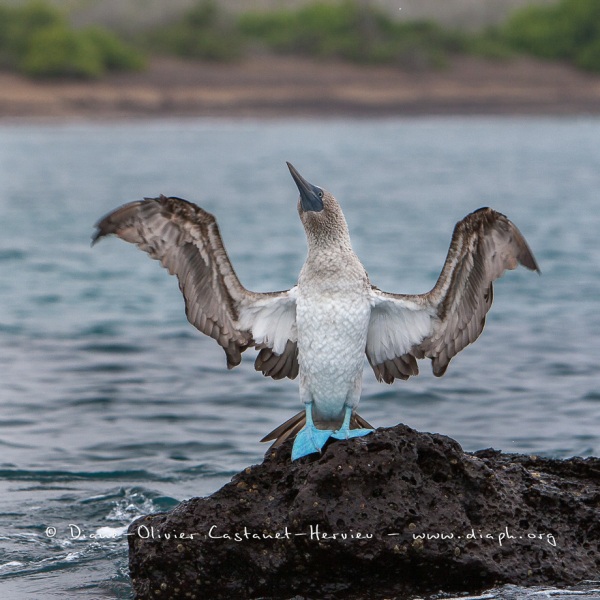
[0,118,599,599]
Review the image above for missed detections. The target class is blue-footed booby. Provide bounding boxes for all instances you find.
[93,163,539,460]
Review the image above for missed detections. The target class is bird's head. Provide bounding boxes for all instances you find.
[286,162,350,248]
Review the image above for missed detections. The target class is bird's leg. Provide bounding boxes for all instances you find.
[291,403,334,461]
[331,406,374,440]
[337,405,353,434]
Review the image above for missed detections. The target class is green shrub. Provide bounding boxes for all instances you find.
[0,0,65,66]
[576,37,600,71]
[21,25,103,78]
[504,5,565,59]
[237,10,297,51]
[84,27,145,72]
[503,0,600,71]
[146,0,242,61]
[0,0,145,78]
[458,27,515,60]
[239,1,459,68]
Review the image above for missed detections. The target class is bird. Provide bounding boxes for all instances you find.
[92,162,539,460]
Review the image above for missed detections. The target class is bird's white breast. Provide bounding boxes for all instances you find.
[296,255,371,422]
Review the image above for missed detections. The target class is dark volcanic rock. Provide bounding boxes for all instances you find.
[128,424,600,600]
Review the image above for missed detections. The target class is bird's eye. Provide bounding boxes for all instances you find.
[318,190,323,198]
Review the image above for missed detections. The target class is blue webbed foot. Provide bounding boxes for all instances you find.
[291,405,374,460]
[330,427,373,440]
[291,425,333,461]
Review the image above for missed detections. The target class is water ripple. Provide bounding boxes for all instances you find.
[0,469,174,483]
[1,118,599,599]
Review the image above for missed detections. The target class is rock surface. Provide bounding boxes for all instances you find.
[128,424,600,600]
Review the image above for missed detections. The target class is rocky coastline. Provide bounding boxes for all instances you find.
[3,55,600,121]
[128,423,600,600]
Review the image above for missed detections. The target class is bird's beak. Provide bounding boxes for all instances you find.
[287,162,324,213]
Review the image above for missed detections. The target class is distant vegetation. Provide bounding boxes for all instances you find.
[237,1,463,68]
[0,1,144,78]
[145,0,600,72]
[143,0,467,69]
[142,0,465,68]
[503,0,600,72]
[141,0,242,62]
[1,0,600,78]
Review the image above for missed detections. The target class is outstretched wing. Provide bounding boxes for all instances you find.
[93,195,298,379]
[366,207,539,383]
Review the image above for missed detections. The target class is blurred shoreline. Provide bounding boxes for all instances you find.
[2,54,600,120]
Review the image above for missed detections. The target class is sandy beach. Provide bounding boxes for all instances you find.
[1,54,600,120]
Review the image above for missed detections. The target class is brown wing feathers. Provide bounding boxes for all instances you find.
[93,196,252,368]
[367,207,538,384]
[369,354,419,385]
[255,340,299,381]
[421,207,539,377]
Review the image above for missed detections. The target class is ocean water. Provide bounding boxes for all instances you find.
[0,117,599,599]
